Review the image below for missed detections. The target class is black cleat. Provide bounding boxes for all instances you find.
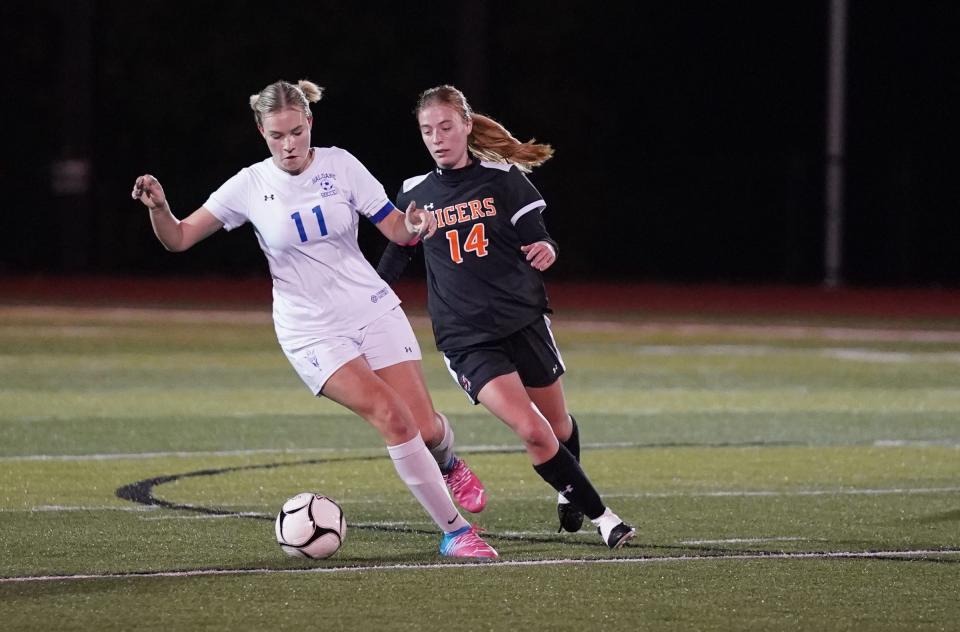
[557,501,585,533]
[600,521,636,549]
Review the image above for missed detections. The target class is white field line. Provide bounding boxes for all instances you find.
[0,443,531,462]
[821,349,960,363]
[0,446,384,462]
[680,536,811,545]
[0,306,273,325]
[0,505,161,513]
[4,486,957,516]
[620,344,960,364]
[872,440,960,447]
[4,304,960,342]
[3,439,958,463]
[138,511,269,521]
[558,320,960,344]
[3,549,959,584]
[601,486,960,499]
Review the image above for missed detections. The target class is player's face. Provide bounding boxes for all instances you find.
[418,104,472,170]
[259,108,313,175]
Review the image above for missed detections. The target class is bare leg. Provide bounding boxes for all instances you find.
[320,357,471,533]
[477,372,560,465]
[525,377,573,442]
[376,359,488,512]
[374,359,443,446]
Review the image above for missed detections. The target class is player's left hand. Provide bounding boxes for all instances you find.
[403,200,438,241]
[521,241,556,271]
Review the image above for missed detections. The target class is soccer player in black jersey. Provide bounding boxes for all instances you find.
[378,85,635,549]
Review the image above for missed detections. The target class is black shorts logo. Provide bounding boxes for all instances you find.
[460,374,472,392]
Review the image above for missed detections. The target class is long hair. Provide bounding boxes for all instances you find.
[416,85,553,172]
[249,79,324,125]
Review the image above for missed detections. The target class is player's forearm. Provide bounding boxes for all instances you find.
[379,211,421,245]
[147,202,190,252]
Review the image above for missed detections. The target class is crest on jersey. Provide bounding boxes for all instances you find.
[312,172,338,198]
[319,178,338,198]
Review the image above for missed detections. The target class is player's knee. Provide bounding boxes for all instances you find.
[515,421,556,452]
[418,414,443,446]
[364,397,412,438]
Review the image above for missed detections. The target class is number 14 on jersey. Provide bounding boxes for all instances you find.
[445,223,488,263]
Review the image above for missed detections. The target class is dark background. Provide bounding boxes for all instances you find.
[2,1,957,286]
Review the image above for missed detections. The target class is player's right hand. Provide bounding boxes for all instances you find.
[131,174,167,210]
[403,200,438,240]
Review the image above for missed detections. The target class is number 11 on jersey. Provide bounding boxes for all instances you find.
[291,205,328,242]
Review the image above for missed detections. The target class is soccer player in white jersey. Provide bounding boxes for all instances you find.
[377,85,635,549]
[130,79,494,558]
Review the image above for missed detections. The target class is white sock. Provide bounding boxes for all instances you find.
[387,432,469,534]
[428,412,457,472]
[590,507,622,539]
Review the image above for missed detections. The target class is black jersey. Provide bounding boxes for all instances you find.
[386,160,556,351]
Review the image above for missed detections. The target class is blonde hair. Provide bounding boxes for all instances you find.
[416,85,554,172]
[249,79,324,125]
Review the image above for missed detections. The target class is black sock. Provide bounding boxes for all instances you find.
[533,444,605,520]
[561,414,580,462]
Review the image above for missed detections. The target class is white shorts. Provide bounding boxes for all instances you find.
[282,306,422,396]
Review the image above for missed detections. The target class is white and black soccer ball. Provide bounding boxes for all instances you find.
[274,492,346,560]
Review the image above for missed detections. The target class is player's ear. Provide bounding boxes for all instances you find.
[257,124,266,138]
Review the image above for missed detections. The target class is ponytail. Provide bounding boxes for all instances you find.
[468,114,554,173]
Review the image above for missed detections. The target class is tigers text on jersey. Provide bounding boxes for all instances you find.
[397,160,550,351]
[204,147,400,348]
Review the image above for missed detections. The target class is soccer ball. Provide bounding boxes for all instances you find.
[275,492,346,560]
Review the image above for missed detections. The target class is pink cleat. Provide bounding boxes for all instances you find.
[440,525,498,559]
[442,457,487,513]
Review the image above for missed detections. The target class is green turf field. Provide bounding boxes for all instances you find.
[1,303,958,631]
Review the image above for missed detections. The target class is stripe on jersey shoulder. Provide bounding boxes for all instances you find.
[370,201,397,224]
[479,161,512,172]
[510,200,547,225]
[402,173,431,193]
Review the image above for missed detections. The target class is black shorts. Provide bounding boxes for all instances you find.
[442,316,566,404]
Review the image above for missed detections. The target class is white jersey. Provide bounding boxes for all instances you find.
[204,146,401,348]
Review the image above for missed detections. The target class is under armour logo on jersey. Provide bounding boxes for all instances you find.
[562,484,574,495]
[424,203,434,211]
[264,194,274,201]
